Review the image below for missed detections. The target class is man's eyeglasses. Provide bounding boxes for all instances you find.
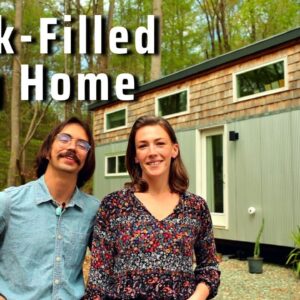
[56,133,91,153]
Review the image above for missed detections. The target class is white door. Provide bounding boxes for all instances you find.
[200,127,228,228]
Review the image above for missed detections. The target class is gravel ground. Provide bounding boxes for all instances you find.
[215,258,300,300]
[83,256,300,299]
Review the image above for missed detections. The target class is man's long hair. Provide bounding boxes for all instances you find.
[125,115,189,193]
[35,117,95,188]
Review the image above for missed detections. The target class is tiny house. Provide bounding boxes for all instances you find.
[90,27,300,258]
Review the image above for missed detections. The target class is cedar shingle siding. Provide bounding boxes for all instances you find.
[93,41,300,146]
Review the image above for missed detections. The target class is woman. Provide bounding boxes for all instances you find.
[85,116,220,300]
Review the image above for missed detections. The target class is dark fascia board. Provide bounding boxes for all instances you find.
[89,27,300,111]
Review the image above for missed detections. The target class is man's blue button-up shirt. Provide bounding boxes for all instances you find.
[0,176,100,300]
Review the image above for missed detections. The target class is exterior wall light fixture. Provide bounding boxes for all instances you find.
[229,131,239,141]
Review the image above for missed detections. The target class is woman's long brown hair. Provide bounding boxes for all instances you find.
[125,115,189,193]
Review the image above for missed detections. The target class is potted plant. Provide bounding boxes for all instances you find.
[286,226,300,278]
[247,218,265,274]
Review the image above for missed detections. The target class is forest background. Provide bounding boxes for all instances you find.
[0,0,299,191]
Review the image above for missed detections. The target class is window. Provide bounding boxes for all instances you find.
[156,90,188,118]
[206,134,224,213]
[200,127,228,228]
[234,59,287,101]
[105,108,127,131]
[105,155,127,176]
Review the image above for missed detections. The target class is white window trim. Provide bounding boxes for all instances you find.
[104,107,128,132]
[155,88,190,119]
[105,154,128,177]
[198,126,229,229]
[233,57,288,102]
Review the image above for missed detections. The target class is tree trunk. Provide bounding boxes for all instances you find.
[64,0,73,119]
[7,0,22,186]
[75,0,83,117]
[101,0,115,73]
[150,0,162,80]
[218,0,230,52]
[215,16,223,54]
[250,6,256,42]
[197,0,216,58]
[89,0,96,74]
[96,0,104,72]
[18,100,52,183]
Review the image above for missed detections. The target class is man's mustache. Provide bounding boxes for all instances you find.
[58,150,81,165]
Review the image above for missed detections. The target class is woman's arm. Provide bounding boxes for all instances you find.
[191,198,220,299]
[84,199,115,299]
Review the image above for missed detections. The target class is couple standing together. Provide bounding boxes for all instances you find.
[0,115,220,300]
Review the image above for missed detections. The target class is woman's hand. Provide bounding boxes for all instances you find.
[187,282,210,300]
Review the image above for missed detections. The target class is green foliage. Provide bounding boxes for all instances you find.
[1,0,300,190]
[109,0,153,83]
[162,0,204,74]
[0,111,11,189]
[0,149,10,187]
[254,218,265,258]
[0,106,60,190]
[286,226,300,278]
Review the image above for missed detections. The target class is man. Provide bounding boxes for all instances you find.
[0,117,100,300]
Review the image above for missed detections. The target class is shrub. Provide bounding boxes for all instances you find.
[286,226,300,278]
